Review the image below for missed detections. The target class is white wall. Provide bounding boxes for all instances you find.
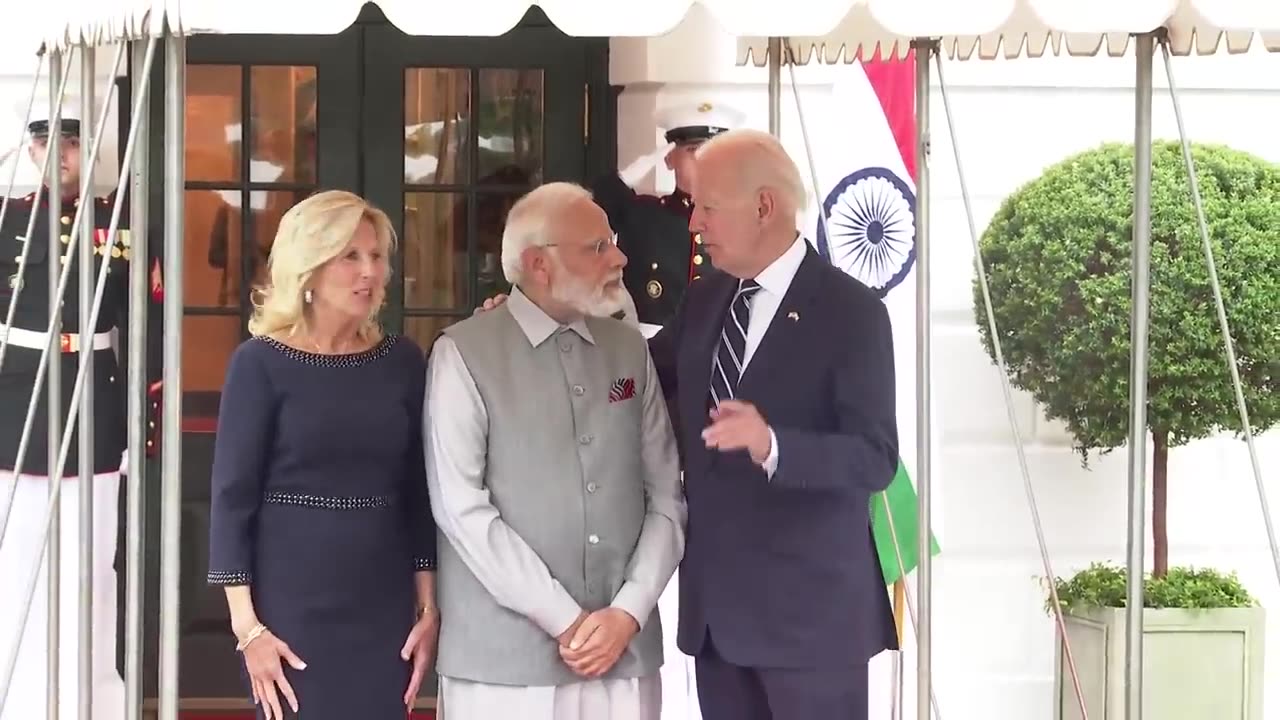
[611,10,1280,720]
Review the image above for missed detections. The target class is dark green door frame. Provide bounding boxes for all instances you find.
[128,8,615,707]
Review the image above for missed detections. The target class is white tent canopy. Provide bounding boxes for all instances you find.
[12,0,1280,57]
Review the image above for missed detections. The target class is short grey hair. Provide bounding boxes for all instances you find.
[697,128,808,217]
[501,182,595,285]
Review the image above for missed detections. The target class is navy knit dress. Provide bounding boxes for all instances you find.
[206,334,437,719]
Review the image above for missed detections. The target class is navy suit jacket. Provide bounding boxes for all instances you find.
[649,244,900,669]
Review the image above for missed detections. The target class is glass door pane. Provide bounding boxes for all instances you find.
[183,63,319,432]
[162,30,361,704]
[363,25,586,349]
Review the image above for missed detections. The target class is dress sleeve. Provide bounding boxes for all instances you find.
[403,339,437,571]
[206,342,276,586]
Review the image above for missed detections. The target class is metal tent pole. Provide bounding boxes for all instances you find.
[124,36,155,720]
[77,42,97,720]
[157,27,186,720]
[1124,31,1156,720]
[45,48,65,720]
[0,55,43,296]
[0,49,70,719]
[912,37,934,720]
[768,38,781,135]
[783,36,949,719]
[0,37,138,717]
[0,55,67,545]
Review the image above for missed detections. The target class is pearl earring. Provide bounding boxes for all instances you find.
[303,289,313,304]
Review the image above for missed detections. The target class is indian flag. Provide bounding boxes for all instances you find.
[803,52,940,606]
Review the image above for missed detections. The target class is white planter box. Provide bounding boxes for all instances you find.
[1053,607,1265,720]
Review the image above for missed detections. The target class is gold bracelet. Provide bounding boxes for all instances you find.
[235,623,267,652]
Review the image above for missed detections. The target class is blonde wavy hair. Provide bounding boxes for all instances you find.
[248,190,396,342]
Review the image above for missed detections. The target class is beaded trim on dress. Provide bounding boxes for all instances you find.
[257,334,398,368]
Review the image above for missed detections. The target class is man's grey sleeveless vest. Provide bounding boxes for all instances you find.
[435,304,664,686]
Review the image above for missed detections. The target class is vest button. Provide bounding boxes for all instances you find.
[578,434,592,445]
[572,384,584,396]
[586,482,598,493]
[588,534,600,545]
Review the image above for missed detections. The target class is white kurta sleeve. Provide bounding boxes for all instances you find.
[424,335,584,638]
[609,348,687,629]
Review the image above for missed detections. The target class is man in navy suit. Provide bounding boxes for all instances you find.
[647,128,900,719]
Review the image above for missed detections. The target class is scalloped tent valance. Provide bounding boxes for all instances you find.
[737,0,1280,63]
[5,0,1279,60]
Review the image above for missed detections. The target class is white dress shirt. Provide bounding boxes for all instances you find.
[729,234,808,478]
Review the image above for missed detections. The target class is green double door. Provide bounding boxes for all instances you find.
[129,5,613,708]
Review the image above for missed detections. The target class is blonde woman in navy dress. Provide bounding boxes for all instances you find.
[206,190,439,719]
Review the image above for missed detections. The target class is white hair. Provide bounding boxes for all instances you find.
[501,182,595,285]
[697,128,808,217]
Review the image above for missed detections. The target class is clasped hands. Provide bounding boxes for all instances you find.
[557,607,639,678]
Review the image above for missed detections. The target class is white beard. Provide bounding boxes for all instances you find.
[549,259,627,318]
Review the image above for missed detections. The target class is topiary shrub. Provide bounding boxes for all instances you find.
[974,141,1280,583]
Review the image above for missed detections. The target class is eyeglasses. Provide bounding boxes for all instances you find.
[544,234,618,256]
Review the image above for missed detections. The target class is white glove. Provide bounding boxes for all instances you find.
[618,142,676,188]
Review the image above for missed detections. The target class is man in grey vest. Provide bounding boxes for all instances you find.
[424,182,687,719]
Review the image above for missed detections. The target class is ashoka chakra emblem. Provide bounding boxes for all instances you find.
[815,166,916,298]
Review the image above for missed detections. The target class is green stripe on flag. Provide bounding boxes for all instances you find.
[871,460,940,586]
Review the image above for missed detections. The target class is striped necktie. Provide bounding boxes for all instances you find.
[709,279,761,406]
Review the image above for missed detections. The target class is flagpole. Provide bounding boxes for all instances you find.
[911,38,935,720]
[767,38,782,135]
[785,39,943,720]
[893,579,906,720]
[894,580,906,642]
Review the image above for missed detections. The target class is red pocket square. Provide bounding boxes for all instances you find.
[609,377,636,403]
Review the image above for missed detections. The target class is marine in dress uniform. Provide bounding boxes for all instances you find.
[590,101,746,329]
[0,97,162,720]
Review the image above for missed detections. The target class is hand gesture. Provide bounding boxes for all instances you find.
[558,608,640,678]
[400,608,440,708]
[241,627,306,720]
[473,293,509,315]
[619,142,676,187]
[703,399,772,465]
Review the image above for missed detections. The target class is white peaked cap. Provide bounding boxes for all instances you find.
[653,99,747,145]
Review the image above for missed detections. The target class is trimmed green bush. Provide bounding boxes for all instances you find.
[975,141,1280,579]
